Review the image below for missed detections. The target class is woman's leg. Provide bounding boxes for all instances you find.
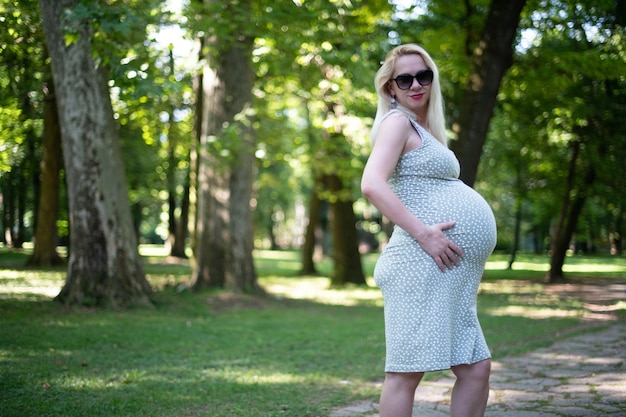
[450,359,491,417]
[379,371,424,417]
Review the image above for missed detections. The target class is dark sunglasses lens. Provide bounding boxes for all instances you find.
[396,75,413,89]
[394,70,434,89]
[417,70,434,85]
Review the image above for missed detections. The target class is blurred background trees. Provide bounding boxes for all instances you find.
[0,0,624,306]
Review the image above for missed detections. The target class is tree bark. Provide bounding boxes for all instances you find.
[39,0,152,307]
[326,174,366,286]
[227,121,259,291]
[452,0,527,187]
[172,177,190,258]
[28,82,64,266]
[507,163,523,269]
[301,179,321,275]
[300,102,322,275]
[546,139,596,283]
[165,47,188,259]
[190,0,259,293]
[1,175,17,247]
[191,48,229,290]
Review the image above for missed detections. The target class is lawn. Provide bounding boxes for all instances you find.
[0,247,624,417]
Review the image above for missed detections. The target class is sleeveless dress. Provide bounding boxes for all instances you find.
[373,115,497,373]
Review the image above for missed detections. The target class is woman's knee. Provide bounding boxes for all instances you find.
[451,359,491,381]
[384,371,424,391]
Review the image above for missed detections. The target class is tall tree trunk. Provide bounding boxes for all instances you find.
[301,178,321,275]
[187,38,204,258]
[452,0,527,187]
[546,140,596,283]
[190,0,259,293]
[28,81,64,266]
[165,47,187,258]
[612,204,623,255]
[1,176,17,247]
[16,163,27,248]
[300,102,321,275]
[39,0,152,308]
[165,123,178,254]
[507,164,523,269]
[172,177,190,258]
[227,116,259,291]
[326,174,366,286]
[191,49,228,290]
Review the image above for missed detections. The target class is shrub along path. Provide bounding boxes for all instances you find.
[331,279,626,417]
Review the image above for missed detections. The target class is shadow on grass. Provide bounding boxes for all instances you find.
[0,290,386,417]
[2,248,624,417]
[2,290,592,417]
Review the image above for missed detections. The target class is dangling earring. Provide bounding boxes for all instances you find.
[391,96,397,109]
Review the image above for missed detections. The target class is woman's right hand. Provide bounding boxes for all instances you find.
[416,221,464,272]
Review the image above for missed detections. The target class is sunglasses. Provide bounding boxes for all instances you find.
[392,69,434,90]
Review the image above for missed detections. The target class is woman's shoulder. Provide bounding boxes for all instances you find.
[380,109,413,128]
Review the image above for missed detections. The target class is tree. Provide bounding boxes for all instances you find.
[188,0,260,292]
[251,0,389,285]
[163,45,191,258]
[478,0,626,278]
[451,0,527,187]
[531,0,626,282]
[28,80,64,266]
[391,1,526,187]
[39,0,152,307]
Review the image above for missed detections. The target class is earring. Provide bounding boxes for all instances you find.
[391,96,397,109]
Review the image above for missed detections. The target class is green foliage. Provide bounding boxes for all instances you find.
[3,0,625,256]
[249,0,388,206]
[475,0,626,254]
[0,0,46,168]
[180,0,392,245]
[0,104,24,173]
[62,0,164,65]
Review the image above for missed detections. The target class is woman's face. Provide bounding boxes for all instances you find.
[389,54,431,119]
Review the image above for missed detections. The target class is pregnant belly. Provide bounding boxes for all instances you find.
[400,179,497,260]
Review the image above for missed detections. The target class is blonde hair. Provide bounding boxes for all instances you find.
[371,44,447,146]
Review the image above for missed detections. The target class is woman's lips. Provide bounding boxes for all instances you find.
[410,93,424,99]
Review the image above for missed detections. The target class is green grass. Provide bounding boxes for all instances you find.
[1,247,624,417]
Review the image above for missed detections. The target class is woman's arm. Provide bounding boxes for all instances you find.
[361,114,463,271]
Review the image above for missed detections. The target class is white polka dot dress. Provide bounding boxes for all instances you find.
[373,115,496,373]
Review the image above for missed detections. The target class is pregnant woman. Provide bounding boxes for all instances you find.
[361,44,497,417]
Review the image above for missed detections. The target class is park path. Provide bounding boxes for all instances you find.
[330,280,626,417]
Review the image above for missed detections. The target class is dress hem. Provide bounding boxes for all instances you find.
[384,354,492,373]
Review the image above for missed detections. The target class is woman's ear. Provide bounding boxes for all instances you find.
[386,80,397,99]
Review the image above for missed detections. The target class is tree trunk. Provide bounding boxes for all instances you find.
[28,82,64,266]
[507,194,522,270]
[507,164,523,269]
[165,47,187,259]
[546,140,596,283]
[190,0,259,293]
[172,177,190,258]
[301,179,321,275]
[227,124,259,292]
[1,175,17,247]
[187,37,204,258]
[16,162,27,248]
[300,101,322,275]
[326,174,366,286]
[612,204,623,255]
[191,48,229,290]
[39,0,152,308]
[452,0,527,187]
